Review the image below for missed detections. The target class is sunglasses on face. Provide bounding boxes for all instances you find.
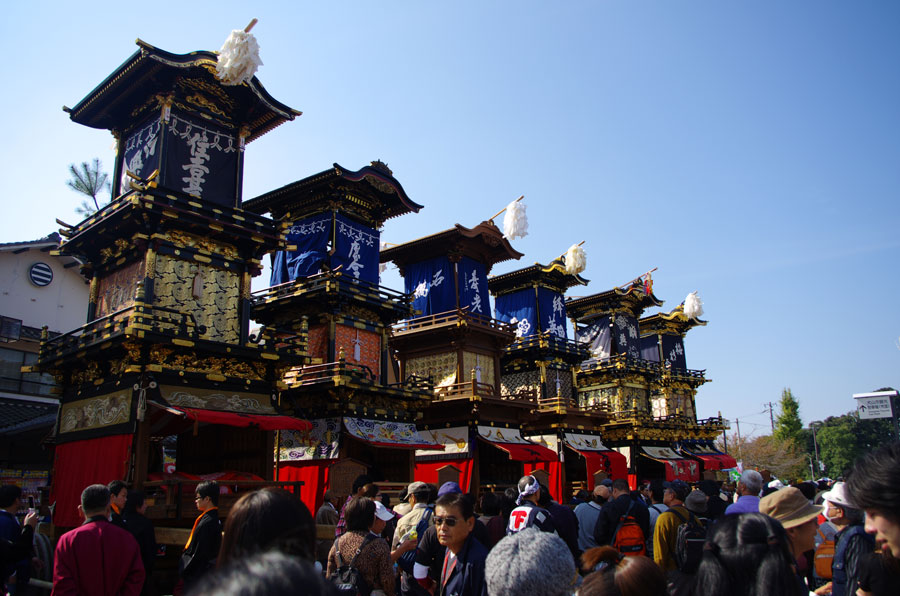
[433,516,460,527]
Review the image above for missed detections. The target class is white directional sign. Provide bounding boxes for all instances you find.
[854,391,897,420]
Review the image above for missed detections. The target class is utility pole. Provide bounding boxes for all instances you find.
[735,418,743,462]
[765,402,775,432]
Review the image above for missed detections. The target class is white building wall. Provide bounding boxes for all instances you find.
[0,249,89,334]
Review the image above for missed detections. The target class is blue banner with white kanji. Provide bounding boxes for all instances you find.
[661,335,687,369]
[538,288,567,338]
[404,256,454,317]
[576,316,611,361]
[269,213,331,285]
[640,335,660,362]
[612,314,641,359]
[457,257,489,316]
[332,213,380,284]
[494,289,537,338]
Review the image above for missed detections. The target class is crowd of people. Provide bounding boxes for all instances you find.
[1,441,899,595]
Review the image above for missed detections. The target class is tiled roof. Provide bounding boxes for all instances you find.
[0,397,57,433]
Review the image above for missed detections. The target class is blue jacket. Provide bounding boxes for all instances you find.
[832,524,874,596]
[439,535,488,596]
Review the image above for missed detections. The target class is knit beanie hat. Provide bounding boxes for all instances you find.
[485,528,575,596]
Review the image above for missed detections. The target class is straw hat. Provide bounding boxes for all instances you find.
[759,487,822,529]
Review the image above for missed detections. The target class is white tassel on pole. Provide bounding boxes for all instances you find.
[502,199,528,240]
[216,19,263,86]
[565,244,587,275]
[684,291,704,319]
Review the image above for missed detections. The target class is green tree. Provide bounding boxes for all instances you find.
[717,432,809,481]
[774,388,804,445]
[814,410,894,478]
[67,158,111,216]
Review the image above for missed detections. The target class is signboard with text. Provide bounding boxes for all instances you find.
[854,391,897,420]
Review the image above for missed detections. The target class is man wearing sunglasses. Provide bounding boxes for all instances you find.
[434,492,488,596]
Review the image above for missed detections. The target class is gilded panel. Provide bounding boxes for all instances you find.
[96,259,144,318]
[500,370,540,398]
[461,352,495,387]
[158,385,276,414]
[406,352,457,387]
[153,254,240,342]
[59,392,132,434]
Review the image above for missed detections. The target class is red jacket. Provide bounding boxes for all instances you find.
[52,516,145,596]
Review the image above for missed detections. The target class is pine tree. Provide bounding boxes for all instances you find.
[66,158,111,216]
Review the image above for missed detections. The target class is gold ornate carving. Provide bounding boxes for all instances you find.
[153,254,240,343]
[364,175,396,195]
[407,352,457,387]
[99,238,132,262]
[164,231,239,260]
[148,348,265,381]
[108,358,129,376]
[160,386,274,414]
[149,345,175,364]
[71,361,101,385]
[59,392,132,434]
[186,93,227,118]
[177,77,237,112]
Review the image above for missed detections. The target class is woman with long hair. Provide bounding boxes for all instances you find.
[578,546,666,596]
[692,512,806,596]
[216,488,316,568]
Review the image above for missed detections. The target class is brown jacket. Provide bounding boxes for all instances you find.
[327,530,395,596]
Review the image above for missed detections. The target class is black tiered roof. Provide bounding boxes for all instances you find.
[488,257,589,296]
[243,162,422,227]
[65,40,300,141]
[380,220,522,274]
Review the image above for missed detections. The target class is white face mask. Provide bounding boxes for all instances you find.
[823,503,841,522]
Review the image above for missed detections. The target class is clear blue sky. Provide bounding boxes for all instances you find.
[3,1,898,437]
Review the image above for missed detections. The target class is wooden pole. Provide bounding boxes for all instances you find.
[244,18,258,32]
[489,195,524,221]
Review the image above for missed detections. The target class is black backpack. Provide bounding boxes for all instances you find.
[668,508,707,574]
[397,506,432,574]
[330,534,376,596]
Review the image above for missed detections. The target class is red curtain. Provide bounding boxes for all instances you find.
[414,459,474,493]
[50,434,133,528]
[688,454,720,471]
[277,461,332,516]
[580,450,628,489]
[490,442,557,462]
[716,453,738,469]
[523,461,563,502]
[171,407,312,431]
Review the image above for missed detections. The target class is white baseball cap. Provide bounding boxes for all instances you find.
[374,500,394,522]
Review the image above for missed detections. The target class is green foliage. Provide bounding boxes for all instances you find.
[66,158,111,216]
[774,388,804,445]
[814,411,894,478]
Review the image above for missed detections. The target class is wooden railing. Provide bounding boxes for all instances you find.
[252,272,410,310]
[393,308,514,335]
[141,479,305,523]
[435,379,498,401]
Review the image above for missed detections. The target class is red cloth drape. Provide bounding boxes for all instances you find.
[690,454,722,471]
[579,450,629,488]
[277,461,332,516]
[171,407,312,431]
[488,442,557,462]
[414,459,474,493]
[50,434,133,528]
[715,453,738,469]
[523,461,563,502]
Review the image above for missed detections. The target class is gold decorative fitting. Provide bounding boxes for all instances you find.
[186,93,227,118]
